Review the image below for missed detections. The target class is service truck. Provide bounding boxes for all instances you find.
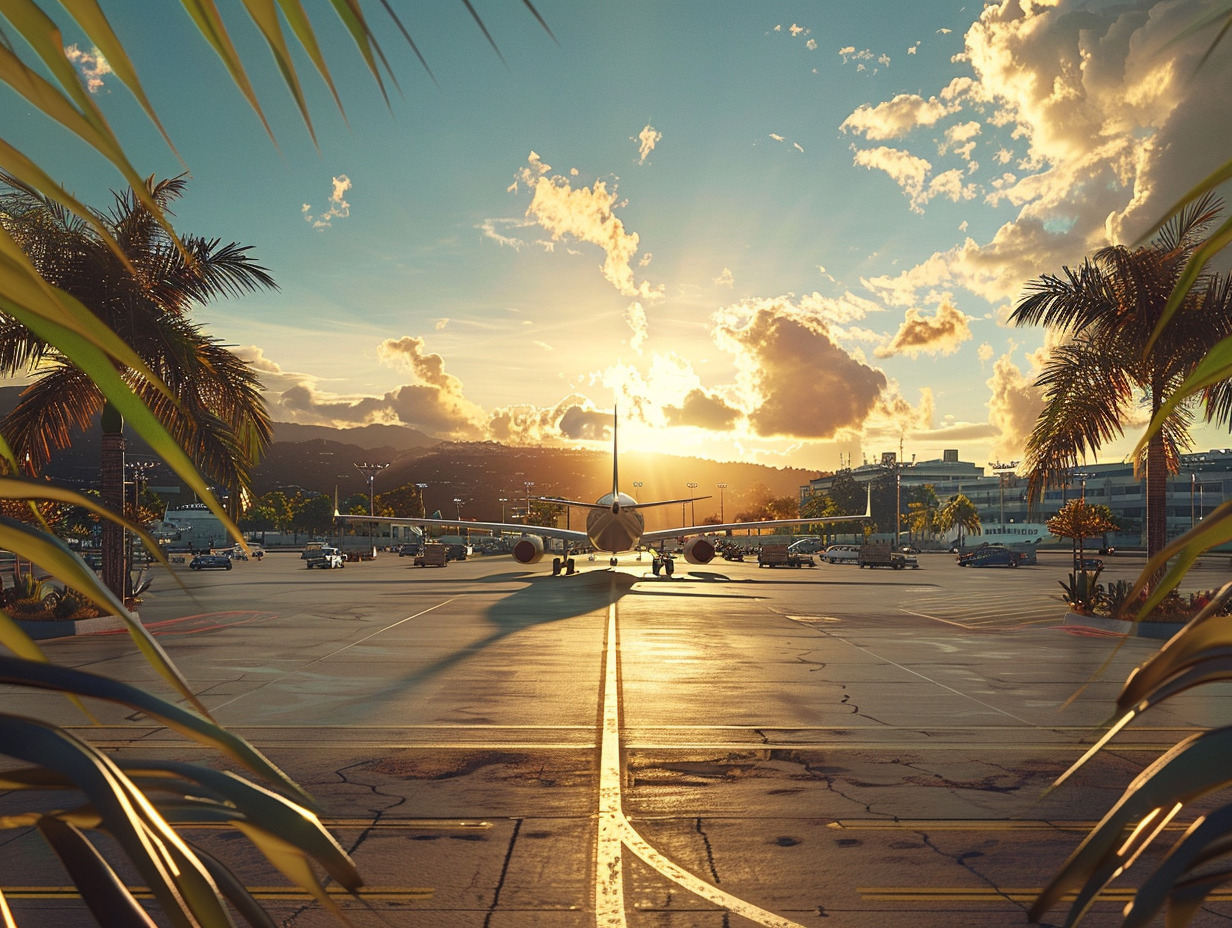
[757,544,815,568]
[857,543,906,569]
[413,543,448,568]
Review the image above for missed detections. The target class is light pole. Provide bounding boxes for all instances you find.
[499,497,509,521]
[125,461,156,595]
[989,460,1019,525]
[524,481,535,525]
[354,462,389,557]
[453,497,467,543]
[717,483,727,522]
[686,482,698,524]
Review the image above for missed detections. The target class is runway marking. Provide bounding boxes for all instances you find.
[598,581,807,928]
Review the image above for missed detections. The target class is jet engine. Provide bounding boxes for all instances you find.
[682,536,716,565]
[512,536,545,564]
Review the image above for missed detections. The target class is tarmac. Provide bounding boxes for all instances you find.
[4,547,1232,927]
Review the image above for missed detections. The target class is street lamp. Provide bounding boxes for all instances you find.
[686,482,698,525]
[354,462,389,557]
[524,481,535,524]
[717,483,727,522]
[499,497,509,521]
[989,460,1019,526]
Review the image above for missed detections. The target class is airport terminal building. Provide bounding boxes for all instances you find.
[800,448,1232,549]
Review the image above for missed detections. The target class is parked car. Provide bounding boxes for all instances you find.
[957,544,1025,568]
[1076,556,1104,570]
[823,544,860,564]
[898,544,920,555]
[189,554,232,571]
[398,543,422,557]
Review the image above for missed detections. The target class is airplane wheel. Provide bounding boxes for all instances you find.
[609,557,617,567]
[651,559,661,576]
[566,558,576,574]
[664,559,674,577]
[552,557,561,576]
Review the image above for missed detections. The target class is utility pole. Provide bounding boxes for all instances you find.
[354,462,389,557]
[989,461,1020,526]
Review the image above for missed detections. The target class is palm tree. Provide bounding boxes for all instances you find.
[1011,194,1232,562]
[0,174,275,597]
[936,493,980,549]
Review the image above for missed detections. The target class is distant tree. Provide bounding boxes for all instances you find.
[291,494,335,537]
[906,484,940,541]
[937,494,981,549]
[341,493,370,516]
[827,471,867,515]
[526,499,560,527]
[377,483,425,518]
[1047,499,1117,572]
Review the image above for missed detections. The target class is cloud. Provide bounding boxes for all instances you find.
[875,298,973,358]
[714,267,734,288]
[986,352,1044,462]
[847,0,1232,309]
[635,125,662,164]
[662,389,740,431]
[851,147,933,213]
[486,396,610,444]
[625,302,648,353]
[513,154,664,301]
[64,45,111,93]
[841,92,958,140]
[710,297,888,439]
[302,175,352,229]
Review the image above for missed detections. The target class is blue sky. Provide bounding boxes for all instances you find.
[14,0,1232,471]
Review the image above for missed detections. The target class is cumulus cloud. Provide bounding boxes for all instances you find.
[851,147,933,212]
[635,125,662,164]
[487,396,610,444]
[64,45,111,93]
[714,267,734,288]
[846,0,1232,308]
[512,153,664,301]
[841,91,958,140]
[986,352,1044,461]
[875,298,973,358]
[710,297,888,439]
[662,389,740,431]
[625,302,648,353]
[302,175,352,229]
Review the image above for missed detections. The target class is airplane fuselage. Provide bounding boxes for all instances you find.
[586,492,644,553]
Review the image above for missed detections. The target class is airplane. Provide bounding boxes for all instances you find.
[335,413,871,576]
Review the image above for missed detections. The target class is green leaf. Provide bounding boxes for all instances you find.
[1032,728,1232,925]
[37,815,160,928]
[0,714,234,928]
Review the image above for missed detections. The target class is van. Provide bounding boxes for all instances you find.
[823,544,860,564]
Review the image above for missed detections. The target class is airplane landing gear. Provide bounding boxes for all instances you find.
[551,557,561,576]
[609,557,618,567]
[552,557,576,576]
[566,558,576,575]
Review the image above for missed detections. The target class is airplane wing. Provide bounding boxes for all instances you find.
[334,512,589,545]
[638,488,872,545]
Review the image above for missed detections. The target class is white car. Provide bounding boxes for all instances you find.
[823,544,860,564]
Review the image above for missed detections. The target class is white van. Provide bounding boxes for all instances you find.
[823,544,860,564]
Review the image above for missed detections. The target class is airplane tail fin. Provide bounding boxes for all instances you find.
[611,406,619,498]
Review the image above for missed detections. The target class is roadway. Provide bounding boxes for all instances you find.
[7,548,1232,927]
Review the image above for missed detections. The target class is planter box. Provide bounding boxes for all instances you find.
[15,615,128,640]
[1063,610,1183,640]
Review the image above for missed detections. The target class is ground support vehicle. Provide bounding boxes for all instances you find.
[189,554,232,571]
[957,544,1025,567]
[414,543,448,568]
[757,544,815,568]
[305,547,345,569]
[858,543,906,569]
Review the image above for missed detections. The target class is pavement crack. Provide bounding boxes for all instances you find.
[694,816,721,885]
[483,817,522,928]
